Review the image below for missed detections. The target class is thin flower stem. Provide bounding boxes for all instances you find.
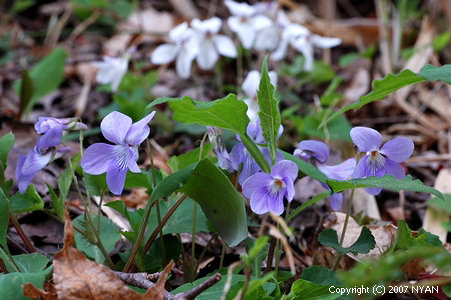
[274,226,281,278]
[265,237,276,273]
[191,201,197,270]
[9,212,35,253]
[219,242,226,270]
[332,188,355,271]
[236,46,243,95]
[195,233,217,272]
[146,139,166,265]
[0,246,19,272]
[97,189,104,231]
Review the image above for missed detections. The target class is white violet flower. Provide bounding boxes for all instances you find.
[190,17,237,70]
[254,10,290,52]
[151,22,198,79]
[225,0,272,49]
[242,70,278,122]
[271,23,341,71]
[92,54,129,92]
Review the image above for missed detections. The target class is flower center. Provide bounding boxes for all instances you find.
[366,150,385,176]
[269,177,286,196]
[112,145,129,170]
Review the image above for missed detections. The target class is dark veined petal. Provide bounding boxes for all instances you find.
[380,137,414,163]
[124,111,156,146]
[384,157,405,179]
[296,140,329,163]
[125,145,141,173]
[269,190,285,216]
[100,111,132,145]
[350,127,382,152]
[242,172,272,198]
[81,143,115,175]
[106,165,128,195]
[352,155,369,179]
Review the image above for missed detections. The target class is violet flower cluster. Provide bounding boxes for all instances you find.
[294,140,355,210]
[81,111,155,195]
[16,117,87,193]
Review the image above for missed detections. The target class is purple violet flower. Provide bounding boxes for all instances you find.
[81,111,156,195]
[242,160,298,215]
[16,146,71,194]
[230,118,283,184]
[350,126,414,195]
[294,140,355,210]
[34,117,87,151]
[206,126,234,172]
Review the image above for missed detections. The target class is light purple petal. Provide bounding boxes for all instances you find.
[271,160,298,182]
[330,193,343,211]
[81,143,115,175]
[126,145,141,173]
[230,142,245,171]
[384,158,405,179]
[317,158,356,180]
[36,125,64,150]
[106,165,128,195]
[124,111,156,146]
[242,172,272,198]
[365,187,382,195]
[350,127,382,152]
[284,177,295,201]
[250,186,271,214]
[239,153,261,185]
[352,155,368,179]
[380,137,414,163]
[269,192,285,216]
[16,155,36,194]
[297,140,329,163]
[101,111,132,145]
[21,149,51,175]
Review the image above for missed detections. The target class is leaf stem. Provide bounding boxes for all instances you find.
[9,212,35,253]
[240,133,271,174]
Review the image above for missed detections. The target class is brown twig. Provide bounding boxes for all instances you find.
[9,213,36,253]
[113,270,221,300]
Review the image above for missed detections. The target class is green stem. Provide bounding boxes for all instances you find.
[286,191,331,222]
[274,225,280,278]
[191,201,197,269]
[0,246,19,272]
[240,133,271,174]
[219,242,226,270]
[146,139,166,265]
[332,188,355,271]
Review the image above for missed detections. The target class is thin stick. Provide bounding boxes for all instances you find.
[9,213,35,253]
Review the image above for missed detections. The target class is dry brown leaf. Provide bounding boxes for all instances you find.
[23,283,57,300]
[25,206,174,300]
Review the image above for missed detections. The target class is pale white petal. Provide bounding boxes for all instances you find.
[268,71,278,88]
[225,0,255,17]
[242,70,260,98]
[249,15,273,31]
[196,38,218,70]
[191,17,222,34]
[229,20,256,49]
[151,44,178,64]
[292,37,314,71]
[311,35,341,48]
[270,39,289,61]
[169,22,189,42]
[254,27,279,51]
[176,48,195,78]
[244,97,259,123]
[212,35,237,58]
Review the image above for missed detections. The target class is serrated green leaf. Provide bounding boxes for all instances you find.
[10,185,44,213]
[13,253,49,273]
[319,226,375,256]
[168,145,212,173]
[149,164,196,203]
[417,64,451,84]
[179,159,247,246]
[327,174,444,200]
[257,57,280,165]
[327,69,425,123]
[0,267,52,300]
[14,47,67,113]
[56,166,72,218]
[288,279,340,300]
[150,94,249,135]
[281,151,327,182]
[301,265,342,286]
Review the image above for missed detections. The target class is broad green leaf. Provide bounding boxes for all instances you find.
[0,267,52,300]
[257,57,280,165]
[286,191,332,222]
[13,253,49,273]
[327,69,425,122]
[319,227,375,255]
[304,110,352,141]
[10,185,44,213]
[288,279,340,300]
[82,173,107,196]
[327,175,444,200]
[0,189,9,251]
[167,145,212,173]
[301,265,343,286]
[417,64,451,84]
[19,69,33,116]
[73,215,121,264]
[0,132,14,167]
[148,94,250,135]
[179,159,247,246]
[428,194,451,214]
[144,235,181,273]
[56,167,72,218]
[281,151,327,182]
[149,164,196,203]
[14,47,67,112]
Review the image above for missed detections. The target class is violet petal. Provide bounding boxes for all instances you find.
[125,111,156,146]
[380,137,414,163]
[350,127,382,152]
[82,143,116,175]
[101,111,132,145]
